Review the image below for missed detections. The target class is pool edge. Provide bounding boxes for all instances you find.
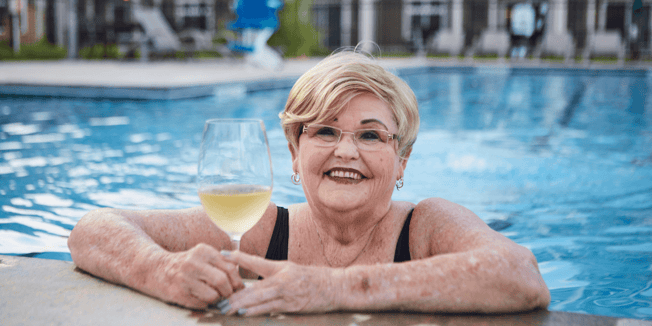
[1,60,650,100]
[1,255,650,325]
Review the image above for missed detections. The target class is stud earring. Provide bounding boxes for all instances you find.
[291,172,301,185]
[396,178,404,190]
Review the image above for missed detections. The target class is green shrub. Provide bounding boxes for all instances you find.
[105,44,122,59]
[195,50,223,59]
[174,51,187,60]
[592,56,618,63]
[267,0,327,57]
[80,44,100,59]
[0,37,67,60]
[79,46,90,59]
[427,53,451,58]
[474,53,500,59]
[379,52,413,58]
[0,41,14,60]
[20,38,67,59]
[80,43,123,60]
[541,55,564,62]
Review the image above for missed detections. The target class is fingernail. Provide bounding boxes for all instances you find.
[216,299,229,309]
[220,250,231,257]
[219,303,231,315]
[237,308,247,316]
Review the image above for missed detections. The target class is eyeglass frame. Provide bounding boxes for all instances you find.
[301,124,399,151]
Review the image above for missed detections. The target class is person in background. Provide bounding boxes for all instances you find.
[68,51,550,316]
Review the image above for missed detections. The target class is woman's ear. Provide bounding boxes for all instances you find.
[289,142,299,173]
[398,147,412,177]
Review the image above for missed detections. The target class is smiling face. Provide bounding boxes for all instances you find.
[290,94,409,216]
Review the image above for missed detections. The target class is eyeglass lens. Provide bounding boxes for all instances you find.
[305,125,390,150]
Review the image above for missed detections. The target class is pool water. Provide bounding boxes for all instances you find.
[1,67,651,320]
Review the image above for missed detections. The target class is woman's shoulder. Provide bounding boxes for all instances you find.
[391,198,458,220]
[413,197,457,210]
[410,197,490,232]
[410,197,503,256]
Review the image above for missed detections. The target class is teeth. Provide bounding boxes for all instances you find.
[329,170,361,180]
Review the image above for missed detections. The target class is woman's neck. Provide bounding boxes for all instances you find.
[308,201,393,245]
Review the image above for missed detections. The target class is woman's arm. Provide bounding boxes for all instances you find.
[339,197,550,313]
[68,205,253,308]
[340,244,550,313]
[220,198,549,315]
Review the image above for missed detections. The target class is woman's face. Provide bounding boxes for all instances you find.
[290,94,409,215]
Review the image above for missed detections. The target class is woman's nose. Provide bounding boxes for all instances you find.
[333,133,360,160]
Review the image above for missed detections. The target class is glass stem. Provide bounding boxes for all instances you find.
[230,235,243,280]
[231,239,240,251]
[231,233,242,251]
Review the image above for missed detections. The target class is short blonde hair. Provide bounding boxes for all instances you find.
[279,52,419,158]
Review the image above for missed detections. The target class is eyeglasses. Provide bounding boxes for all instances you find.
[302,124,397,152]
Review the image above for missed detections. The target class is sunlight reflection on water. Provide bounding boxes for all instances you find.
[1,69,652,319]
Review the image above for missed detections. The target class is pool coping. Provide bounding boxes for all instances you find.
[1,58,650,100]
[1,255,650,326]
[0,59,319,100]
[0,78,300,100]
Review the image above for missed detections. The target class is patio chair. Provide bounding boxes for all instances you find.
[132,7,182,60]
[227,0,284,70]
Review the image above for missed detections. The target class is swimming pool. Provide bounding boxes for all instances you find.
[1,66,651,320]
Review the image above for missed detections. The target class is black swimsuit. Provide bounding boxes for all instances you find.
[264,206,413,262]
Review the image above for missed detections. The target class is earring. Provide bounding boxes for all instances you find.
[396,178,404,190]
[291,172,301,185]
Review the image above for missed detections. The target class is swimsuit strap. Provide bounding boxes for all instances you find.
[264,206,289,261]
[393,208,414,263]
[263,207,413,262]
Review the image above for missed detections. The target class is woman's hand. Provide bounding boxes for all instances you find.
[152,244,245,309]
[219,251,343,316]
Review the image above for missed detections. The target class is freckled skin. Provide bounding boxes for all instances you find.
[68,95,550,315]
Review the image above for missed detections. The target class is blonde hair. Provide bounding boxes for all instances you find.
[279,51,419,158]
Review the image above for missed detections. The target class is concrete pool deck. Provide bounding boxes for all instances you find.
[1,57,651,100]
[2,255,651,326]
[0,57,419,99]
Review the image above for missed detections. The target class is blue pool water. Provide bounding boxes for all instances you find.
[1,66,651,320]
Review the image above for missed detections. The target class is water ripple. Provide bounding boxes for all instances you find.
[0,72,651,320]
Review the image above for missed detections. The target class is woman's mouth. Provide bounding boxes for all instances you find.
[325,169,366,183]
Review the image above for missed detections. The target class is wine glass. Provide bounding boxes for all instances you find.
[197,119,273,250]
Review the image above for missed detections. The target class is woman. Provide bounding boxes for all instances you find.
[68,52,550,316]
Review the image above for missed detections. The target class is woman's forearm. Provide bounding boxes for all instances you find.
[68,208,169,290]
[339,247,550,313]
[69,207,243,309]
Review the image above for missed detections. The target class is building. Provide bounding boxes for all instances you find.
[313,0,652,60]
[1,0,651,60]
[1,0,226,56]
[1,0,49,52]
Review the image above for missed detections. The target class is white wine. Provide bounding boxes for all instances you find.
[198,184,272,234]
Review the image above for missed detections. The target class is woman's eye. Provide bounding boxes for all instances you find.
[359,131,381,141]
[316,127,337,136]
